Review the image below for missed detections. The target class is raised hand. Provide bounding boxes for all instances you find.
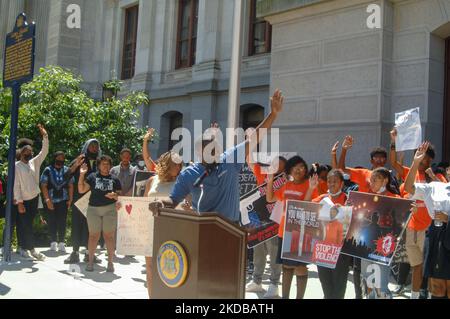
[331,141,339,154]
[144,128,155,141]
[37,124,48,137]
[74,154,85,168]
[270,89,284,115]
[413,141,430,163]
[309,173,319,190]
[80,163,88,175]
[390,128,397,143]
[342,135,354,150]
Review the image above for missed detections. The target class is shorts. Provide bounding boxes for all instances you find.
[405,228,426,267]
[86,204,117,234]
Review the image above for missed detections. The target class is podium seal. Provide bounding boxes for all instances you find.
[157,241,188,288]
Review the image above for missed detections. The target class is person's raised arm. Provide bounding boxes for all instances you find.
[389,128,404,177]
[78,164,91,194]
[404,141,430,195]
[305,174,319,201]
[338,136,353,172]
[245,89,283,161]
[266,174,277,203]
[34,124,49,167]
[143,128,156,171]
[331,141,339,169]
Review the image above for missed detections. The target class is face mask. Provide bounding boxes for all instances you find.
[55,160,65,167]
[328,190,342,197]
[23,154,33,161]
[87,151,98,159]
[377,186,386,194]
[138,161,145,167]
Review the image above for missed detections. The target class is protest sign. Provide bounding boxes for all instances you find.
[74,191,90,217]
[395,107,422,152]
[240,173,286,248]
[281,200,352,269]
[239,163,258,197]
[116,196,154,256]
[341,192,412,265]
[132,170,154,197]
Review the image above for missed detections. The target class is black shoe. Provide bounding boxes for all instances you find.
[64,252,80,264]
[392,284,405,295]
[84,254,102,264]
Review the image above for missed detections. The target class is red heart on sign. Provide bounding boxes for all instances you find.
[125,204,132,215]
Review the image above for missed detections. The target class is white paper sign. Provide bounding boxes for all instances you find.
[74,191,90,218]
[116,196,154,257]
[395,107,422,152]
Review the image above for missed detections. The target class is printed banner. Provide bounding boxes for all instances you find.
[240,174,287,248]
[239,163,258,198]
[116,196,154,257]
[281,200,353,269]
[74,191,90,218]
[132,170,155,197]
[341,192,413,266]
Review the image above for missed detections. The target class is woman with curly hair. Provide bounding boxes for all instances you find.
[143,151,183,298]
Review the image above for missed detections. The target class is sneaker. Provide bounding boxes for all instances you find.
[419,289,429,299]
[58,242,66,253]
[85,263,94,272]
[50,242,57,251]
[106,262,114,273]
[64,251,80,264]
[245,281,265,293]
[392,284,405,295]
[30,250,45,261]
[263,284,280,298]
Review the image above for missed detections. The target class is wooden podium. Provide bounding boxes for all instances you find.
[151,208,247,299]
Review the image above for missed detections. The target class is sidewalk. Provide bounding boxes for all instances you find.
[0,247,410,299]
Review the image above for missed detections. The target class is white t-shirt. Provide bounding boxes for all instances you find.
[412,182,450,219]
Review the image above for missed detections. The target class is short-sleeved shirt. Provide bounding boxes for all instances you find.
[401,166,447,231]
[40,165,74,203]
[275,180,319,238]
[170,142,246,222]
[412,182,450,217]
[252,163,266,186]
[347,168,372,193]
[110,164,137,196]
[86,172,121,207]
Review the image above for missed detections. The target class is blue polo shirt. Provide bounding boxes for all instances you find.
[170,142,246,222]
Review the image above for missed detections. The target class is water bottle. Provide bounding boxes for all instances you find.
[434,205,445,227]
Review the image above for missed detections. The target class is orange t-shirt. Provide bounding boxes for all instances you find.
[275,180,319,238]
[347,168,372,193]
[400,166,447,231]
[252,163,267,186]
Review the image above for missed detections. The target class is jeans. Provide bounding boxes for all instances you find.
[252,237,282,285]
[318,254,352,299]
[361,260,391,295]
[2,203,23,249]
[17,196,39,251]
[47,201,68,243]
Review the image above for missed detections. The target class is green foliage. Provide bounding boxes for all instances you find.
[0,66,150,169]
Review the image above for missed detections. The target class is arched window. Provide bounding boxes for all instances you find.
[240,104,265,130]
[161,111,183,152]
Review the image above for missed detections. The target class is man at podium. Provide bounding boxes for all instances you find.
[149,89,284,222]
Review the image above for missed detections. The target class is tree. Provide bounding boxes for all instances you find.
[0,66,151,169]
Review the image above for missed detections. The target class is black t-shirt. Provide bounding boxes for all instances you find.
[86,172,121,207]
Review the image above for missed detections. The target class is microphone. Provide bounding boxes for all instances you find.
[193,163,217,187]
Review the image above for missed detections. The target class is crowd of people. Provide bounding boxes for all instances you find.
[1,88,450,300]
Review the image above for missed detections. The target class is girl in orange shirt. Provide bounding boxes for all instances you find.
[312,169,352,299]
[266,156,319,299]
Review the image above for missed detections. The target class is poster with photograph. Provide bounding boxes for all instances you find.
[281,200,353,269]
[341,192,413,265]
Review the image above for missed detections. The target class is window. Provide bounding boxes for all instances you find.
[248,0,272,56]
[121,5,139,80]
[176,0,198,69]
[168,112,183,151]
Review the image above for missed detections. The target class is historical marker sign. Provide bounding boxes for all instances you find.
[3,13,36,88]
